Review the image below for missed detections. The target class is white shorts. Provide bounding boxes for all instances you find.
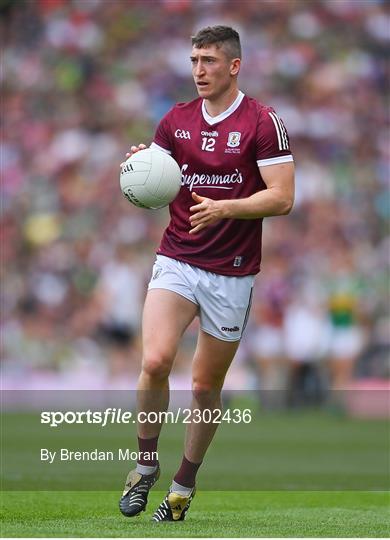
[148,255,254,342]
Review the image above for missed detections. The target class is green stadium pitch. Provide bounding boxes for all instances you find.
[1,490,389,537]
[2,401,389,537]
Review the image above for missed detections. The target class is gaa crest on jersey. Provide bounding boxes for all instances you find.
[227,132,241,147]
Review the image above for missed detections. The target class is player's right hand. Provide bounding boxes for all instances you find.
[120,144,147,167]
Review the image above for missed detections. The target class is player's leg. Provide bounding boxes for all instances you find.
[152,330,239,522]
[185,330,239,462]
[138,288,198,439]
[152,268,253,522]
[120,289,198,518]
[182,271,253,463]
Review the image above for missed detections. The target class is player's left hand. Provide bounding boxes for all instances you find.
[189,192,227,234]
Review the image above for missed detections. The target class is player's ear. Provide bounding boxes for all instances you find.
[230,58,241,76]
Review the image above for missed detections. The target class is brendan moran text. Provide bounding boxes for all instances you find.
[40,448,158,463]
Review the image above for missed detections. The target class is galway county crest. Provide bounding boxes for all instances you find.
[227,131,241,147]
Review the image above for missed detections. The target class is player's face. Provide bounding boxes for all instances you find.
[190,45,240,101]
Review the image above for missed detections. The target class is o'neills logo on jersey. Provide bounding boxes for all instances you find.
[201,130,219,137]
[181,164,243,191]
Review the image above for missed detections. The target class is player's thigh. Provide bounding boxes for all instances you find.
[142,288,198,365]
[191,329,240,391]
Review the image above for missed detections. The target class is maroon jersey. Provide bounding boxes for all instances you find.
[150,91,293,276]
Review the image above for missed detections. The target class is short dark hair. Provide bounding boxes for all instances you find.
[191,25,241,60]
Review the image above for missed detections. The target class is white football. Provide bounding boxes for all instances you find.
[120,148,181,209]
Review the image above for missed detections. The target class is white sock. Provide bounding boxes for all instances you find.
[136,463,157,475]
[170,480,193,496]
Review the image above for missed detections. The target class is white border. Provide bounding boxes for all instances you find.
[202,91,245,125]
[257,155,294,167]
[150,141,171,154]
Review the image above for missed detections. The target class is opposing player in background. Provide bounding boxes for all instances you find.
[119,25,294,522]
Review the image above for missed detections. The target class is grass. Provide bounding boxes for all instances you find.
[1,490,389,537]
[1,400,389,536]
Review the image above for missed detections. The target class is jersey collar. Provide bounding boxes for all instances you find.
[202,90,245,126]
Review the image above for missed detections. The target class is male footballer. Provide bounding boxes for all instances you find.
[119,25,294,522]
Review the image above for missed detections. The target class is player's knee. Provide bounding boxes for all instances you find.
[192,381,221,404]
[142,352,172,380]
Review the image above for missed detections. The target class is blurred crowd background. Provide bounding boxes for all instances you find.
[1,0,389,410]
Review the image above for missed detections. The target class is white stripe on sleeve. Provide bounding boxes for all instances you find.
[268,112,289,150]
[150,142,172,154]
[257,155,294,167]
[276,114,289,150]
[268,112,282,151]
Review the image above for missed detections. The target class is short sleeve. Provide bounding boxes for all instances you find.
[151,111,173,155]
[256,108,293,167]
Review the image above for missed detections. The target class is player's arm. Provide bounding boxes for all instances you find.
[189,161,294,234]
[224,161,294,218]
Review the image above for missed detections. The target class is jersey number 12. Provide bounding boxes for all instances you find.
[201,137,215,152]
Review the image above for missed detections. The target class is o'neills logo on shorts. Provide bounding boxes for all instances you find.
[181,164,243,191]
[221,326,240,332]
